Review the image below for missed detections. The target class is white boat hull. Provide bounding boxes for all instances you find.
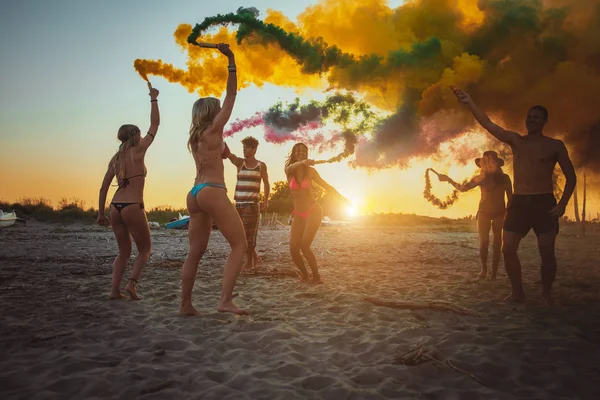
[0,212,17,228]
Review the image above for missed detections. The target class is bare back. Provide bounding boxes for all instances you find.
[192,125,227,186]
[511,135,562,195]
[112,147,147,203]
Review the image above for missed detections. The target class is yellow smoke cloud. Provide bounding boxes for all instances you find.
[134,23,323,97]
[264,9,299,33]
[419,53,486,116]
[298,0,400,56]
[456,0,485,29]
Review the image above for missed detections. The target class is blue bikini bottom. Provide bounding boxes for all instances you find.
[190,183,226,197]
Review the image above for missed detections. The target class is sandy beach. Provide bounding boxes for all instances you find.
[1,220,600,399]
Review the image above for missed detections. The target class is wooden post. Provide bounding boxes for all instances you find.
[581,171,587,237]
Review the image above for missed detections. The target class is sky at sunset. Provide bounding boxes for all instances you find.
[1,0,596,220]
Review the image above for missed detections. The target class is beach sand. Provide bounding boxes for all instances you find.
[1,220,600,399]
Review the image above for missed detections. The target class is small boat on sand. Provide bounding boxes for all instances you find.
[0,210,18,228]
[165,213,190,229]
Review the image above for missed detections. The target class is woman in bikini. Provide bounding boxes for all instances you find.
[285,143,349,283]
[178,43,247,316]
[438,151,512,280]
[97,85,160,300]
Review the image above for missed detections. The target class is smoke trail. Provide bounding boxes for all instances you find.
[224,112,263,138]
[187,7,442,75]
[224,92,379,162]
[323,130,358,163]
[133,59,194,88]
[423,169,469,210]
[138,0,600,174]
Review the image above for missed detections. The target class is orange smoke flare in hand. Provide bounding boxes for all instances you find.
[133,58,149,82]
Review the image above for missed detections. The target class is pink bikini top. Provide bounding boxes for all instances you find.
[290,176,311,191]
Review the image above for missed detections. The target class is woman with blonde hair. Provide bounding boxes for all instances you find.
[179,43,248,316]
[285,143,348,283]
[97,86,160,300]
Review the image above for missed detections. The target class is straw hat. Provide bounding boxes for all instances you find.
[475,150,504,167]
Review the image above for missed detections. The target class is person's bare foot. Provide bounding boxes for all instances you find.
[478,269,487,280]
[309,275,323,284]
[298,272,310,282]
[503,292,526,303]
[124,279,142,300]
[178,304,202,316]
[490,271,498,280]
[109,291,126,300]
[217,300,249,315]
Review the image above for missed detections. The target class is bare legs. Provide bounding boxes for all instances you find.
[289,203,323,283]
[179,188,248,316]
[502,229,558,306]
[109,205,151,300]
[502,231,525,303]
[477,217,492,279]
[490,215,504,280]
[178,208,212,316]
[476,214,504,280]
[537,232,558,306]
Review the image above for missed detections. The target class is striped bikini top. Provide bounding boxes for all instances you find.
[234,160,262,204]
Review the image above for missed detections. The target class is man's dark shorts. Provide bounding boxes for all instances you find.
[503,194,559,236]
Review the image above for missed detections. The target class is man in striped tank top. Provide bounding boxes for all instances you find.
[228,136,270,271]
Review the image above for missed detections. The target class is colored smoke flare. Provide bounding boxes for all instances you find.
[224,93,377,163]
[136,1,600,177]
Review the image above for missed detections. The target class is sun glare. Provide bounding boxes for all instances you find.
[346,204,357,217]
[345,197,360,218]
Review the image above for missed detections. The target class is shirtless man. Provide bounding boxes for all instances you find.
[452,86,576,306]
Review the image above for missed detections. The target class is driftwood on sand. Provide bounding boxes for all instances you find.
[363,298,482,317]
[395,344,487,386]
